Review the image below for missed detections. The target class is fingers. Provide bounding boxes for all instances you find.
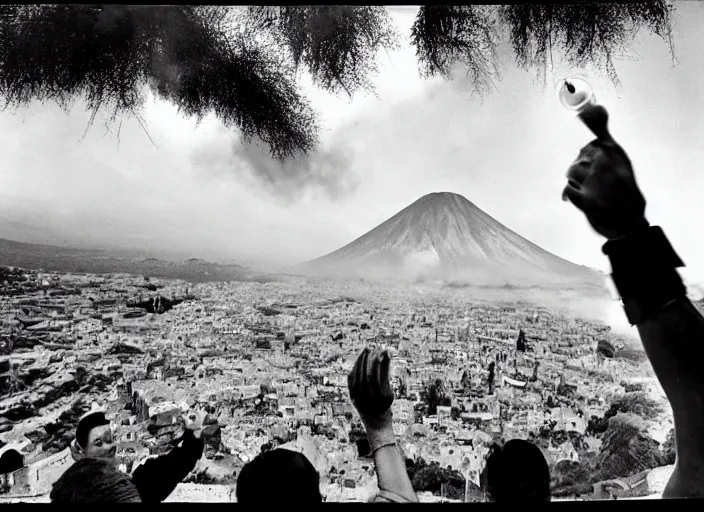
[562,174,585,203]
[379,350,391,396]
[566,160,590,185]
[562,183,588,211]
[348,351,360,395]
[349,347,393,407]
[578,104,614,143]
[355,347,369,387]
[369,348,391,396]
[369,349,382,397]
[349,347,369,402]
[563,155,594,209]
[349,350,364,388]
[361,348,371,395]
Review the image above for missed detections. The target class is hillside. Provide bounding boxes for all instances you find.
[0,238,274,284]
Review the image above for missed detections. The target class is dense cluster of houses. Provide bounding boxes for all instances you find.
[0,268,664,501]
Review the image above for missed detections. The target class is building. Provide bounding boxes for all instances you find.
[591,470,650,499]
[1,447,72,496]
[437,406,452,427]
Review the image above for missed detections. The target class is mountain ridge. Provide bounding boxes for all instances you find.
[0,237,276,284]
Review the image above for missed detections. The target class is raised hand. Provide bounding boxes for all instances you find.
[348,347,418,502]
[183,409,207,437]
[348,347,394,431]
[562,104,649,240]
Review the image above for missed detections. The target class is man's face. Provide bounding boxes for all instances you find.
[84,424,117,459]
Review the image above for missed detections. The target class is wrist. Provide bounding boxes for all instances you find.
[371,441,398,458]
[603,226,684,272]
[363,417,396,451]
[361,410,393,434]
[608,217,650,241]
[602,226,687,325]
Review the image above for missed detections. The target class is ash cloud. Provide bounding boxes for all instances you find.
[233,140,360,203]
[191,131,361,204]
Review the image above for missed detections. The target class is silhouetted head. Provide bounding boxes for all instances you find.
[50,458,141,503]
[236,449,322,503]
[0,448,23,474]
[74,411,116,460]
[481,439,551,502]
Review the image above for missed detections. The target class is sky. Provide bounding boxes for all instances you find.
[1,4,703,287]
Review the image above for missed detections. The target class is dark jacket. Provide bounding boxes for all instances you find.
[131,429,204,503]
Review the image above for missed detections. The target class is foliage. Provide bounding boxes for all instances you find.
[551,458,597,498]
[609,392,662,421]
[423,378,451,415]
[500,3,674,86]
[588,392,662,434]
[406,457,425,481]
[551,393,668,495]
[411,6,499,95]
[487,362,495,392]
[460,370,471,394]
[615,347,648,364]
[184,468,220,485]
[348,423,367,444]
[596,339,616,358]
[534,427,587,453]
[0,4,676,158]
[552,413,666,496]
[0,5,316,159]
[0,266,27,284]
[596,413,665,481]
[407,457,465,498]
[247,6,399,96]
[620,381,645,393]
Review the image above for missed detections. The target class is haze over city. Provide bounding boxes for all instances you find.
[0,5,702,287]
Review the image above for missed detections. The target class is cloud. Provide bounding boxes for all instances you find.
[189,123,361,205]
[233,139,360,203]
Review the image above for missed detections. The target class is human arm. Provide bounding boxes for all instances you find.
[348,348,418,503]
[131,427,204,503]
[563,104,704,497]
[370,441,418,503]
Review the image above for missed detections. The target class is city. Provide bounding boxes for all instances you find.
[0,264,685,501]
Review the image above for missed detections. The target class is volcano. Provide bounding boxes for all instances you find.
[300,192,605,289]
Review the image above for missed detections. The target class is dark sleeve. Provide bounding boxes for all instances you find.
[131,429,204,503]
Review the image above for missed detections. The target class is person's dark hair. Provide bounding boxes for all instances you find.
[481,439,551,502]
[236,449,322,503]
[50,458,141,503]
[0,448,23,474]
[76,411,110,449]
